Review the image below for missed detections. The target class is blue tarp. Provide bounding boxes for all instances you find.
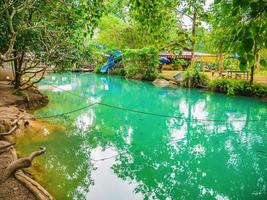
[159,57,171,64]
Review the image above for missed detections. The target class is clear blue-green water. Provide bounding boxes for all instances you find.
[16,72,267,200]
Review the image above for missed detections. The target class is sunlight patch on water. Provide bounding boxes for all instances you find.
[87,147,143,200]
[192,144,206,156]
[75,109,95,133]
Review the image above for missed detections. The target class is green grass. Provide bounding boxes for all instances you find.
[255,70,267,76]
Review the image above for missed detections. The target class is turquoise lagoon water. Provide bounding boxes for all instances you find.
[16,72,267,200]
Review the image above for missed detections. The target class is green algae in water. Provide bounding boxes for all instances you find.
[16,73,267,200]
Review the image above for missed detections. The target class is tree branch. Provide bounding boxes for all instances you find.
[176,9,193,20]
[20,67,47,90]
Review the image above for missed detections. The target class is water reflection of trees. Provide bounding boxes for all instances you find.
[90,82,267,200]
[30,73,267,199]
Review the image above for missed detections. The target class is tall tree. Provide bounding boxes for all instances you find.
[177,0,206,69]
[211,0,267,84]
[129,0,178,48]
[93,0,185,50]
[0,0,104,89]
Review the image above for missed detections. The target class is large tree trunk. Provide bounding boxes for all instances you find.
[250,43,259,85]
[190,10,197,70]
[217,53,224,73]
[250,64,254,85]
[13,51,20,88]
[255,52,261,72]
[13,51,25,89]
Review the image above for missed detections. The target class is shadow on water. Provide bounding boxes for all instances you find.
[15,72,267,200]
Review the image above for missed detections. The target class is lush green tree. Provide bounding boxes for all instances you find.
[123,47,159,80]
[92,15,144,49]
[129,0,179,47]
[94,0,186,51]
[177,0,207,68]
[211,0,267,84]
[104,0,130,21]
[0,0,104,89]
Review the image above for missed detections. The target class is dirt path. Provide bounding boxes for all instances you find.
[0,81,48,109]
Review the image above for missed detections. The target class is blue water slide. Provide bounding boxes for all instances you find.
[100,51,121,73]
[100,57,116,73]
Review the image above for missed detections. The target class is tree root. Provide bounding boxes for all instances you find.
[15,171,54,200]
[1,147,46,183]
[11,114,24,126]
[0,142,15,154]
[0,124,18,136]
[0,114,24,137]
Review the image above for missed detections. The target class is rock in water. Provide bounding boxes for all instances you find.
[152,79,170,87]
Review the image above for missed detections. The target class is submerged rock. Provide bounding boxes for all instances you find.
[153,79,171,87]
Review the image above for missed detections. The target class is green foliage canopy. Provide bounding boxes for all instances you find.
[211,0,267,74]
[0,0,104,87]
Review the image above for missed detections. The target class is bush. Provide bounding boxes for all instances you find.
[180,70,209,88]
[94,65,102,73]
[122,47,158,81]
[209,78,267,97]
[113,67,126,76]
[157,74,166,79]
[223,58,240,70]
[209,78,231,94]
[171,59,189,70]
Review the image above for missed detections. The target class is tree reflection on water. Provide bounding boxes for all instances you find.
[17,73,267,200]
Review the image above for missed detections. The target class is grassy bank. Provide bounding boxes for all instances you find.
[170,70,267,98]
[95,67,267,98]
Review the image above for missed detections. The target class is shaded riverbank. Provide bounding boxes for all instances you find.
[0,81,53,200]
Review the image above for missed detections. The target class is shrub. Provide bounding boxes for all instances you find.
[251,83,267,97]
[209,78,231,94]
[223,58,240,70]
[180,70,209,88]
[171,59,189,70]
[113,67,126,76]
[122,47,158,81]
[94,65,102,73]
[209,78,267,97]
[157,74,166,79]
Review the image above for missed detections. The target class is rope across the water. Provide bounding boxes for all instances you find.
[98,102,267,122]
[37,82,267,122]
[37,103,98,119]
[91,153,119,162]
